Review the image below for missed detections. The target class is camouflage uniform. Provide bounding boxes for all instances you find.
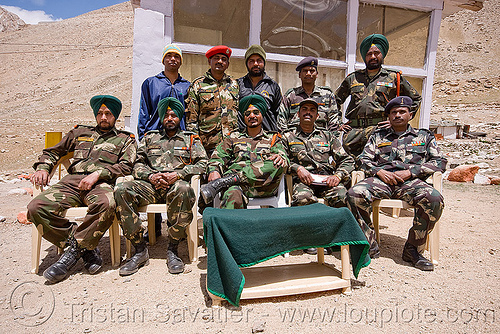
[27,125,137,250]
[278,85,340,132]
[282,126,355,208]
[347,125,447,250]
[114,129,208,243]
[335,68,422,156]
[207,129,289,209]
[185,70,239,156]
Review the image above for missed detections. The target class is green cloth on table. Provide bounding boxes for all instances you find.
[203,203,370,307]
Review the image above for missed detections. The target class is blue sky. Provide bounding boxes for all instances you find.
[0,0,126,24]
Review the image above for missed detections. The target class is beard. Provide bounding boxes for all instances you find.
[366,59,382,70]
[97,122,113,131]
[248,67,264,77]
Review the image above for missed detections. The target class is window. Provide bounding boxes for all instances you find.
[260,0,348,60]
[173,0,250,49]
[357,3,430,68]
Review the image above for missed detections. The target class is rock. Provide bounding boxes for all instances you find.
[474,173,491,185]
[7,178,21,184]
[0,216,6,222]
[476,162,490,169]
[7,188,27,195]
[252,320,266,333]
[16,212,30,225]
[490,177,500,185]
[448,165,480,182]
[0,7,26,32]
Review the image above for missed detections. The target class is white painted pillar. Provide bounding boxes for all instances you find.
[130,7,167,138]
[420,7,443,129]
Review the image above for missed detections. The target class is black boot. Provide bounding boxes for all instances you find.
[43,238,82,283]
[82,248,102,274]
[166,241,184,274]
[402,242,434,271]
[200,174,240,204]
[119,240,149,276]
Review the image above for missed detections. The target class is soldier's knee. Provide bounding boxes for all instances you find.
[176,181,194,196]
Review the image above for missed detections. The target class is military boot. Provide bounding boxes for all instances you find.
[43,237,82,284]
[200,174,240,204]
[166,241,184,274]
[82,248,103,275]
[119,240,149,276]
[402,242,434,271]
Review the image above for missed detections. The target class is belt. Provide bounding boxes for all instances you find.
[349,117,384,128]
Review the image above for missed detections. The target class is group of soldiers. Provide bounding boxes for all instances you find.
[27,33,446,284]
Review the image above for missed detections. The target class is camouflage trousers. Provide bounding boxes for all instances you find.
[347,177,444,251]
[27,174,115,250]
[292,182,348,208]
[114,179,195,244]
[221,160,286,209]
[342,126,377,158]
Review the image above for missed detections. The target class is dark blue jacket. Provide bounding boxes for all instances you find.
[137,72,190,140]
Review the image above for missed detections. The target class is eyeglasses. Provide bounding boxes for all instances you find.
[244,109,261,117]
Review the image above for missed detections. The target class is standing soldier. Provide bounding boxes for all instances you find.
[115,98,208,275]
[347,96,446,270]
[137,44,191,239]
[336,34,421,157]
[185,45,239,157]
[238,45,282,132]
[27,95,137,283]
[200,95,288,209]
[278,57,340,132]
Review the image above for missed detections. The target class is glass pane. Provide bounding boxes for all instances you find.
[357,3,430,68]
[173,0,250,49]
[261,0,348,61]
[406,77,423,127]
[181,55,345,98]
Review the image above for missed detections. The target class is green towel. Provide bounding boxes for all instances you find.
[203,203,370,307]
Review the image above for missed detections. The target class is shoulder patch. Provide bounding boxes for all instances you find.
[74,124,92,129]
[144,130,160,136]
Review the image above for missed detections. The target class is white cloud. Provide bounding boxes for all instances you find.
[0,5,61,24]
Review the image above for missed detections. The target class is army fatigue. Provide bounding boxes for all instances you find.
[114,129,208,242]
[207,130,289,209]
[347,125,447,250]
[335,68,422,156]
[278,86,340,132]
[282,126,355,208]
[185,70,239,155]
[27,126,137,250]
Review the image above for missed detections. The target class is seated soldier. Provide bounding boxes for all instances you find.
[282,99,355,254]
[114,97,207,275]
[27,95,137,283]
[347,96,447,270]
[200,94,289,209]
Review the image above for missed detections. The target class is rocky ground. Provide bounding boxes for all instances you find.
[0,1,499,333]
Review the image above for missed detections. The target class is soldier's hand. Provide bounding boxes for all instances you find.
[208,171,221,182]
[149,172,164,189]
[377,120,391,129]
[270,154,287,168]
[78,172,100,191]
[297,166,314,185]
[394,170,411,182]
[338,122,352,132]
[163,172,180,186]
[324,175,341,187]
[376,169,400,185]
[31,170,49,187]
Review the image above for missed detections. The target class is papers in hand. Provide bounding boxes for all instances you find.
[311,174,328,186]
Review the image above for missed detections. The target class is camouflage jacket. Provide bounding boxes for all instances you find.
[207,129,289,175]
[359,125,447,180]
[33,125,137,182]
[133,128,208,181]
[335,68,422,123]
[278,85,340,132]
[282,126,354,183]
[185,70,239,152]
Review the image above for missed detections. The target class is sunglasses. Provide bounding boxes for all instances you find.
[244,109,261,117]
